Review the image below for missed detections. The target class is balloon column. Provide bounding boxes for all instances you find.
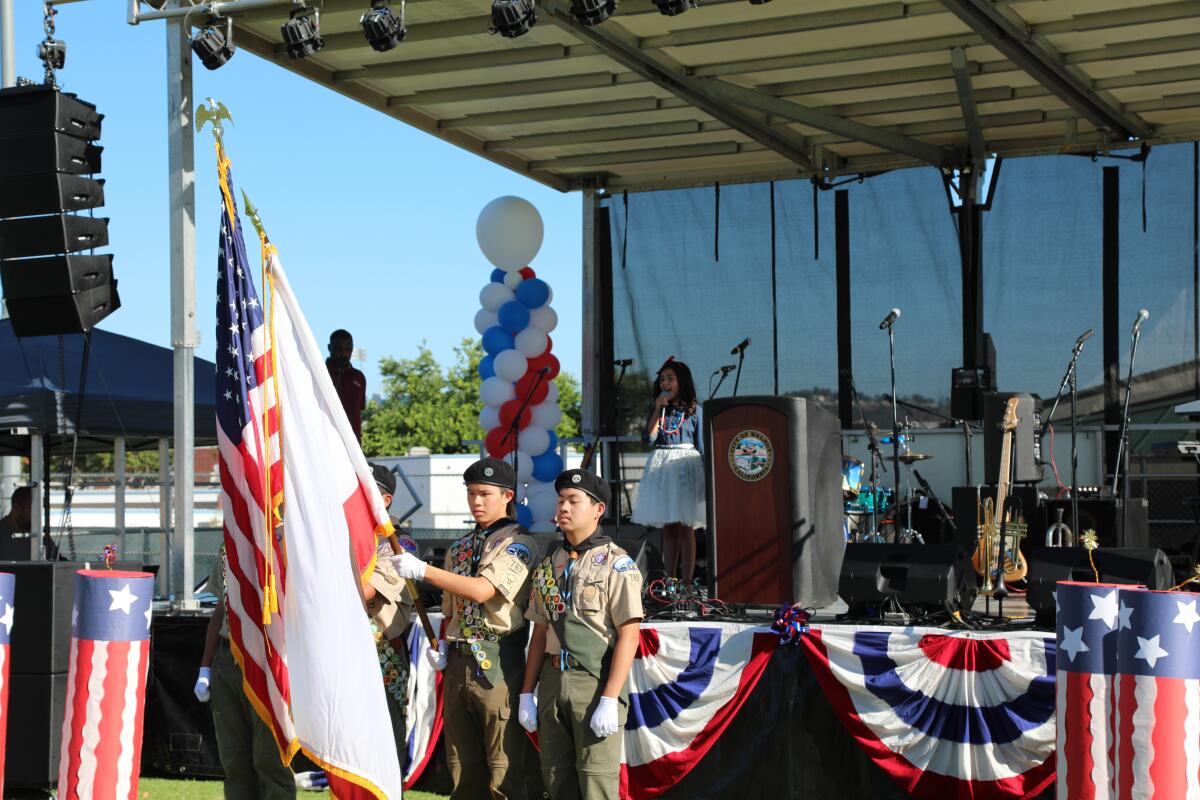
[474,196,563,534]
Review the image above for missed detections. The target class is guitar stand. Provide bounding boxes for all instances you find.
[983,495,1022,621]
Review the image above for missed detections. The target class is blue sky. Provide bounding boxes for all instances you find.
[5,2,583,394]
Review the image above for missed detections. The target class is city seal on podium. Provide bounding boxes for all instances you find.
[728,430,773,481]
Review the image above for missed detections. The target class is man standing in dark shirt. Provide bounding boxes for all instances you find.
[0,486,34,560]
[326,329,367,442]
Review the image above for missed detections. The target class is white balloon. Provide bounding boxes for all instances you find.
[526,480,555,502]
[481,376,516,407]
[544,380,559,405]
[531,399,562,431]
[545,286,554,305]
[493,349,528,382]
[474,308,499,335]
[527,486,557,522]
[503,271,524,290]
[530,521,557,534]
[514,328,548,359]
[479,282,515,313]
[518,426,550,456]
[479,405,501,431]
[476,196,545,272]
[529,306,557,333]
[515,451,534,483]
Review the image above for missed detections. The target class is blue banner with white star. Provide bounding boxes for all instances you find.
[72,569,154,642]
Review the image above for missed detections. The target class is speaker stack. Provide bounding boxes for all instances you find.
[838,544,976,616]
[1025,546,1172,625]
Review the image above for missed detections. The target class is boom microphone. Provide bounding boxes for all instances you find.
[879,308,901,330]
[614,358,634,367]
[717,364,736,375]
[1132,308,1149,337]
[730,338,751,355]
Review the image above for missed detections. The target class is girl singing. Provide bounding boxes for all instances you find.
[632,358,705,587]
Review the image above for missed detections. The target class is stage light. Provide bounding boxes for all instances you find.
[570,0,615,25]
[361,0,406,52]
[651,0,698,14]
[490,0,537,38]
[190,17,235,70]
[36,39,67,71]
[281,4,324,59]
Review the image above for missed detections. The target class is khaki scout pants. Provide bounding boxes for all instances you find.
[443,644,528,800]
[210,639,296,800]
[537,663,627,800]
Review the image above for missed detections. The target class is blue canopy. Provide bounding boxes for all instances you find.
[0,319,217,454]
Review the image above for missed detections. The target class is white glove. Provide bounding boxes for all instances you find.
[425,640,448,671]
[518,692,538,733]
[391,551,427,581]
[589,696,620,738]
[194,667,213,703]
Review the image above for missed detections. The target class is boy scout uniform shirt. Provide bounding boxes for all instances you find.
[442,521,538,641]
[525,539,644,657]
[365,542,414,641]
[208,556,230,640]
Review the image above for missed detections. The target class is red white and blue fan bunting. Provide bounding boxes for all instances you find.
[801,625,1057,800]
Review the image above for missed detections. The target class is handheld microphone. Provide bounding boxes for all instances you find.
[879,308,901,330]
[614,358,634,367]
[717,364,736,375]
[1075,328,1094,346]
[1133,308,1149,337]
[730,337,751,355]
[537,366,551,375]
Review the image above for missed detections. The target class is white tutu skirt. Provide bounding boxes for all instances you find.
[632,447,706,528]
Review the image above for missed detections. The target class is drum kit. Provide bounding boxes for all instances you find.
[842,421,931,543]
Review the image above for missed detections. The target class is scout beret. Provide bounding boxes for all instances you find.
[463,457,517,490]
[554,469,610,505]
[370,462,396,497]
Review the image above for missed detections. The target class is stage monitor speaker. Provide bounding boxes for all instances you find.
[1026,546,1172,625]
[1043,497,1148,549]
[611,524,663,583]
[983,392,1044,484]
[704,396,843,607]
[838,543,974,612]
[4,672,67,788]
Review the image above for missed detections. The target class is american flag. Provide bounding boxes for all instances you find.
[213,155,297,760]
[1057,580,1200,798]
[57,570,153,800]
[0,571,12,796]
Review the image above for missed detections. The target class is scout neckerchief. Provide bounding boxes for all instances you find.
[533,527,614,679]
[449,517,514,684]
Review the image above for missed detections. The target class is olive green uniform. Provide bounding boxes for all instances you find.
[526,536,644,800]
[365,540,415,769]
[208,557,296,800]
[441,520,537,800]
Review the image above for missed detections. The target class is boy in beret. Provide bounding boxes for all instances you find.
[392,457,536,800]
[519,469,643,800]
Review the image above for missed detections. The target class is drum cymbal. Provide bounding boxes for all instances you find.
[898,452,933,464]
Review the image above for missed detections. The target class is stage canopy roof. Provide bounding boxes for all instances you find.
[170,0,1200,192]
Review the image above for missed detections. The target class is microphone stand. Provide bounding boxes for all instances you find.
[501,368,548,486]
[887,324,901,540]
[710,369,732,400]
[846,371,886,538]
[1111,322,1145,541]
[731,347,747,397]
[1042,334,1089,539]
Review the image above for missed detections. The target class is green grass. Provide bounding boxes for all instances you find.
[137,778,447,799]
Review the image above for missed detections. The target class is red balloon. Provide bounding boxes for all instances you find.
[485,426,515,458]
[519,267,536,279]
[516,372,550,405]
[529,352,561,381]
[499,399,532,431]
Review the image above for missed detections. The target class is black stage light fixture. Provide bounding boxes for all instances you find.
[36,39,67,71]
[490,0,537,38]
[570,0,615,25]
[190,17,235,71]
[361,0,406,52]
[651,0,699,15]
[281,5,324,59]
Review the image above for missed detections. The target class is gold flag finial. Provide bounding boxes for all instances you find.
[241,189,268,242]
[196,97,234,142]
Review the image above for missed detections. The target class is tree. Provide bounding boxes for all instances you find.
[361,339,583,457]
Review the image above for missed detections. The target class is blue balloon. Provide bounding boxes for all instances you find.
[490,268,507,284]
[515,503,533,528]
[531,451,563,483]
[478,354,496,380]
[545,430,558,453]
[515,278,550,309]
[497,300,531,334]
[482,326,515,355]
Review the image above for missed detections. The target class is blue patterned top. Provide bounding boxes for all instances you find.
[644,404,703,453]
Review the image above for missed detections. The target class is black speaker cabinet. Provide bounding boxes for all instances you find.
[1026,546,1172,625]
[983,392,1044,484]
[5,672,67,788]
[0,561,77,675]
[704,396,844,607]
[838,543,974,612]
[1043,497,1148,549]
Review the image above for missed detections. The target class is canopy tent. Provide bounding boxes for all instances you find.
[0,318,217,455]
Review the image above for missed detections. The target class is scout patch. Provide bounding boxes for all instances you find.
[592,551,608,565]
[505,542,532,564]
[613,555,637,573]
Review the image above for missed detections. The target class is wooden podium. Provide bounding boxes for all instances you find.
[703,396,844,607]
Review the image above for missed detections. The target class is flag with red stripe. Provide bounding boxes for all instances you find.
[0,571,13,796]
[57,570,153,800]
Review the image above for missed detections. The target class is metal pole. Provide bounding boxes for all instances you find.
[158,437,171,597]
[167,11,197,607]
[29,434,43,561]
[114,435,127,559]
[888,325,901,533]
[0,0,15,89]
[581,187,599,442]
